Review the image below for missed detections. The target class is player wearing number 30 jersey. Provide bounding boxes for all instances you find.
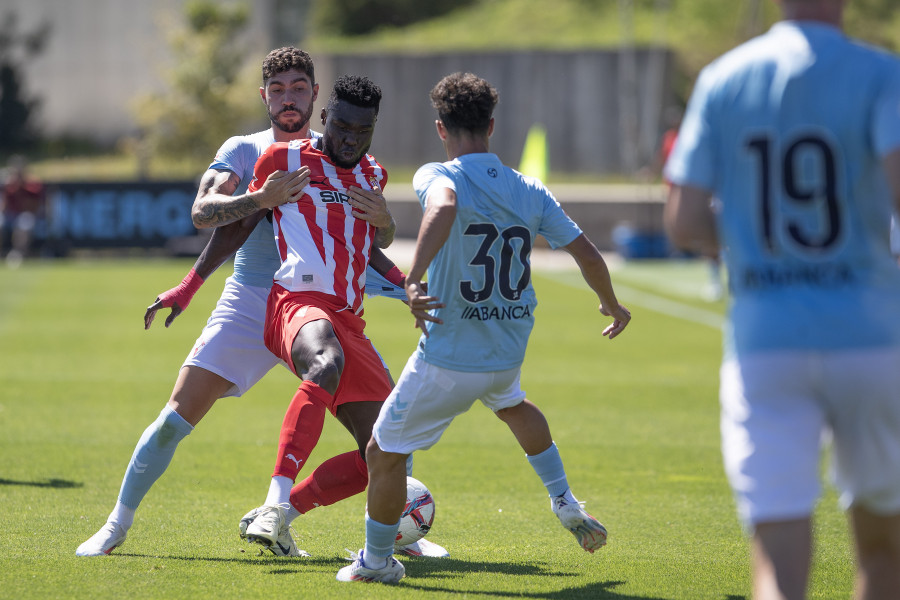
[411,157,581,371]
[338,73,630,585]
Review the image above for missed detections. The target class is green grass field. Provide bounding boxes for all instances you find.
[0,255,853,599]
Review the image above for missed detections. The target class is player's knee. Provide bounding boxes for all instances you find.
[494,401,524,423]
[365,436,387,466]
[302,353,343,395]
[367,448,407,482]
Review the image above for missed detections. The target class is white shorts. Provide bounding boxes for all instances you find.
[373,353,526,455]
[183,276,287,398]
[720,347,900,526]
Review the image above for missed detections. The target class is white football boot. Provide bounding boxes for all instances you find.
[75,521,127,556]
[552,496,608,553]
[242,503,288,547]
[336,549,405,583]
[239,506,308,557]
[395,537,449,557]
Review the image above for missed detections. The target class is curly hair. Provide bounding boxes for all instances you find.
[430,72,498,135]
[328,75,382,113]
[261,46,315,84]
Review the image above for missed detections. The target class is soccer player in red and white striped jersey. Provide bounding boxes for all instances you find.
[250,137,387,314]
[239,75,422,552]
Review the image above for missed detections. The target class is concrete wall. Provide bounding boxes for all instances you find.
[317,49,675,174]
[385,182,667,252]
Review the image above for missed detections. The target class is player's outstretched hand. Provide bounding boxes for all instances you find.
[144,269,204,330]
[348,184,392,229]
[144,298,184,330]
[257,167,310,209]
[406,281,444,336]
[599,303,631,339]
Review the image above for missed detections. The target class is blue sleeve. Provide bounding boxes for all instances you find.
[413,162,455,210]
[209,135,254,179]
[364,266,407,300]
[535,182,582,249]
[664,65,718,191]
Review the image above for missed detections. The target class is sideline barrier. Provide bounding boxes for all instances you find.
[43,181,201,255]
[33,181,669,257]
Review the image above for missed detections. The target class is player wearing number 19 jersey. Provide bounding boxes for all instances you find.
[665,21,900,357]
[664,6,900,598]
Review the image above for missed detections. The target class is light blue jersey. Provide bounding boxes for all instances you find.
[665,21,900,355]
[207,129,404,299]
[210,130,305,288]
[413,153,581,372]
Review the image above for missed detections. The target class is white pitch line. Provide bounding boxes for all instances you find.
[613,283,725,329]
[540,271,725,330]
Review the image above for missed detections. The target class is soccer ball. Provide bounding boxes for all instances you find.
[395,476,435,546]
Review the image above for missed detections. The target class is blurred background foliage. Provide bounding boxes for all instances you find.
[0,11,49,155]
[130,1,261,166]
[306,0,897,73]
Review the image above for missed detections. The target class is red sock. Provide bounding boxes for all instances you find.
[289,450,368,514]
[272,380,329,480]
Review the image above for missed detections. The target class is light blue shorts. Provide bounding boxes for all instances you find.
[373,353,526,455]
[182,276,286,398]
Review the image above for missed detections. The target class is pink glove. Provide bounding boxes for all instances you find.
[157,268,204,311]
[384,266,406,287]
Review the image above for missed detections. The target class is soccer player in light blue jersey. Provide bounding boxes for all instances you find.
[664,1,900,598]
[77,47,447,560]
[337,72,631,584]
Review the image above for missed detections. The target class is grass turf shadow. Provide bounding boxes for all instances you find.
[114,552,692,599]
[0,477,83,488]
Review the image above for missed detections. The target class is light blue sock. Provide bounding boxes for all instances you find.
[526,442,570,498]
[364,513,400,568]
[117,405,193,510]
[405,454,414,477]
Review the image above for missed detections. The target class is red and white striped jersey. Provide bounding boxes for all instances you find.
[249,139,388,313]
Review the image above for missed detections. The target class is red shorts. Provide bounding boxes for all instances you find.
[264,285,391,414]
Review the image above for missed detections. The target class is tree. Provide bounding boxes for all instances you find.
[0,11,50,155]
[133,1,260,165]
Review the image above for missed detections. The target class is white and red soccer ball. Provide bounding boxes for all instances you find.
[395,476,435,546]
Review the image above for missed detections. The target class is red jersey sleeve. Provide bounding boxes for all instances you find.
[248,142,290,192]
[362,155,388,191]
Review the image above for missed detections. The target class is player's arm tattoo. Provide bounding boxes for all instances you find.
[373,215,396,248]
[191,169,262,229]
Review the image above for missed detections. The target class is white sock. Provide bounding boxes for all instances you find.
[285,505,302,525]
[264,475,293,507]
[107,501,136,531]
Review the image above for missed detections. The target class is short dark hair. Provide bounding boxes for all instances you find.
[328,75,382,113]
[430,72,498,134]
[262,46,315,83]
